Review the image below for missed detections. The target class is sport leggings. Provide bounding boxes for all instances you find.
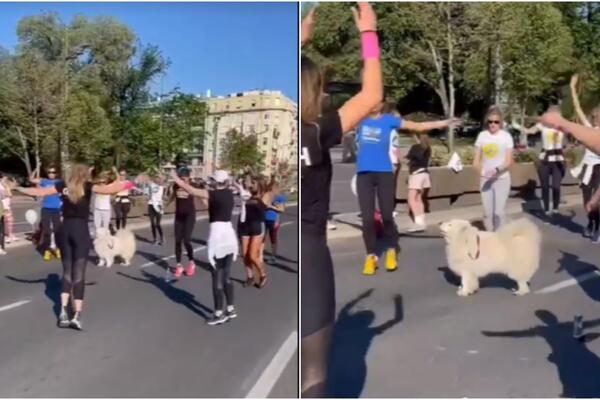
[356,172,398,254]
[174,213,195,263]
[114,202,130,230]
[301,232,335,397]
[40,208,61,252]
[0,215,4,251]
[481,177,511,232]
[582,165,600,232]
[538,161,565,212]
[59,219,91,300]
[148,205,163,241]
[211,254,234,311]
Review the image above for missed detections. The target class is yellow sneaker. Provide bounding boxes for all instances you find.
[54,249,61,260]
[43,250,52,262]
[385,248,397,271]
[363,254,377,276]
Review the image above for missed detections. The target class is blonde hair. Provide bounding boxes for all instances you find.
[301,56,323,124]
[66,164,90,203]
[484,106,503,126]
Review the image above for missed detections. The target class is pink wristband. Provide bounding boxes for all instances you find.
[123,180,134,190]
[361,31,380,59]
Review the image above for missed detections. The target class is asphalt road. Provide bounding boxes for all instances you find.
[326,208,600,397]
[330,147,359,217]
[0,206,298,398]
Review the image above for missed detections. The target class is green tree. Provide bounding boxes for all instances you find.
[219,129,264,176]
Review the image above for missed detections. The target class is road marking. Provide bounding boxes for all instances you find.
[535,270,600,294]
[0,300,31,313]
[246,330,298,398]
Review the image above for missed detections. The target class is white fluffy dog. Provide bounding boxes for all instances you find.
[439,218,541,296]
[94,228,136,268]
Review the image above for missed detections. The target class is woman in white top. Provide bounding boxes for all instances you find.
[570,74,600,241]
[145,174,166,245]
[523,123,566,216]
[114,169,131,230]
[93,170,114,236]
[474,106,514,232]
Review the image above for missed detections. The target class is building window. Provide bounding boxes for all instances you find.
[263,138,268,146]
[264,114,269,120]
[264,124,269,131]
[252,102,256,107]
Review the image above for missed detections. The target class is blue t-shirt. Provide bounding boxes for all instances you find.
[41,178,62,209]
[265,194,286,221]
[356,114,402,173]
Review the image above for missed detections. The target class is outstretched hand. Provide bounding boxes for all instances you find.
[538,106,564,130]
[352,2,377,33]
[301,7,316,45]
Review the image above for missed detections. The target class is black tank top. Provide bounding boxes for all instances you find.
[55,181,93,219]
[174,184,195,216]
[244,197,267,225]
[209,189,234,223]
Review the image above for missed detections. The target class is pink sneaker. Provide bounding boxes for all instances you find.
[185,261,196,277]
[173,264,184,278]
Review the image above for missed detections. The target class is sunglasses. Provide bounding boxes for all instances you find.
[48,171,56,174]
[488,120,501,125]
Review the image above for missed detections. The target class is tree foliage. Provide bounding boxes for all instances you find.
[219,130,265,176]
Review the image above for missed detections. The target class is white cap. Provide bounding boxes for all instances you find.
[211,170,230,183]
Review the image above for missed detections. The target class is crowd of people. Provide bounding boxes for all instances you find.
[0,162,287,329]
[301,2,600,397]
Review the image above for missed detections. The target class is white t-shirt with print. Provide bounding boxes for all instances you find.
[94,194,111,210]
[535,123,564,161]
[475,129,514,179]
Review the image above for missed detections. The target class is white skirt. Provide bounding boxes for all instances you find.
[207,221,239,267]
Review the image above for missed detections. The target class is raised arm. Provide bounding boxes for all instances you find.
[373,295,403,335]
[570,74,592,127]
[401,118,462,133]
[301,7,316,47]
[15,185,58,197]
[92,180,133,195]
[540,108,600,154]
[169,171,208,199]
[482,327,538,338]
[337,3,383,134]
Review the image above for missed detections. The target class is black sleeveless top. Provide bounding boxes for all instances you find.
[209,189,234,223]
[174,183,195,216]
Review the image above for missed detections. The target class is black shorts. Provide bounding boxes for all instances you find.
[301,232,335,337]
[238,220,264,237]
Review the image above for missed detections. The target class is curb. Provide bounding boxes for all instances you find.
[327,194,582,241]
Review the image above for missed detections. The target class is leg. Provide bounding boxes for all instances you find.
[114,203,122,230]
[121,203,131,229]
[407,189,417,221]
[40,209,52,253]
[174,218,184,264]
[0,215,4,251]
[148,206,157,241]
[538,161,551,212]
[211,261,225,312]
[480,179,495,232]
[376,172,398,249]
[514,280,530,296]
[458,273,475,296]
[356,173,377,255]
[241,236,253,281]
[221,254,234,306]
[493,178,511,230]
[184,214,195,262]
[156,212,163,242]
[551,162,565,211]
[4,212,14,238]
[249,234,266,285]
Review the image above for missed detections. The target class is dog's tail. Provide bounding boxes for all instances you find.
[497,218,542,279]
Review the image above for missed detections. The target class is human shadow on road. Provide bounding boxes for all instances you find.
[117,270,212,320]
[191,238,207,247]
[483,310,600,398]
[264,259,298,274]
[327,289,403,398]
[527,209,583,236]
[6,273,62,317]
[557,251,600,302]
[136,250,171,271]
[437,267,516,292]
[134,234,154,244]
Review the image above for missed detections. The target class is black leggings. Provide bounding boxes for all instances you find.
[211,254,234,311]
[148,205,163,241]
[114,202,131,230]
[356,172,398,254]
[301,232,335,397]
[40,208,61,252]
[174,213,195,263]
[538,161,565,212]
[582,164,600,232]
[59,219,91,300]
[0,215,4,251]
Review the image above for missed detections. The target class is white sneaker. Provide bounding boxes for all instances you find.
[0,249,6,255]
[593,231,600,244]
[393,211,399,218]
[407,223,426,233]
[327,221,337,230]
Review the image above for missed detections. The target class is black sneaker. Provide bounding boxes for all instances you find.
[70,314,83,331]
[207,313,229,326]
[158,239,164,246]
[226,307,237,319]
[57,310,70,328]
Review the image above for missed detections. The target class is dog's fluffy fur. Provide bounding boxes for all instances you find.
[440,218,541,296]
[94,228,136,268]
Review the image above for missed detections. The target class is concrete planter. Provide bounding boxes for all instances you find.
[395,162,581,211]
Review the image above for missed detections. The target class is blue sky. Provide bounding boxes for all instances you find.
[0,2,298,101]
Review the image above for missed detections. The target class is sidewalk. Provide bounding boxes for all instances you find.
[327,193,582,241]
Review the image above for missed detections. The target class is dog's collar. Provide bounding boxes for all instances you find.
[468,234,481,260]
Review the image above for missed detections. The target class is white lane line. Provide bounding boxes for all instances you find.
[137,220,295,270]
[535,270,600,294]
[139,246,207,269]
[0,300,31,313]
[246,330,298,398]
